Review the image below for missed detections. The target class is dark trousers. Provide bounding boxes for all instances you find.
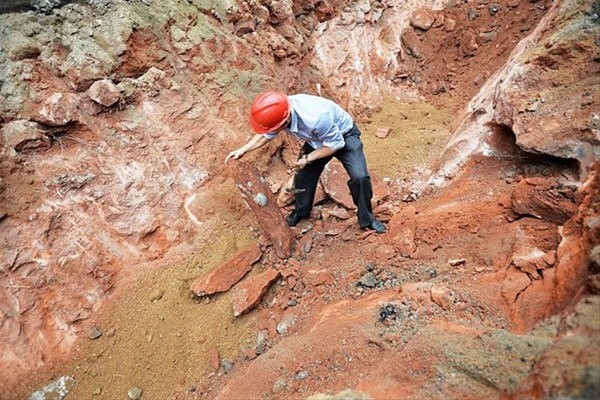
[293,124,376,228]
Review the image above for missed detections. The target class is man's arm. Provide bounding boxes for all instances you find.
[295,145,337,169]
[225,134,270,164]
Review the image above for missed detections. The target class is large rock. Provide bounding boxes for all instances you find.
[190,244,262,297]
[1,120,51,152]
[320,161,388,211]
[492,1,600,166]
[232,269,280,317]
[86,79,121,107]
[410,7,435,30]
[510,177,578,224]
[228,162,293,259]
[36,93,80,126]
[401,29,423,59]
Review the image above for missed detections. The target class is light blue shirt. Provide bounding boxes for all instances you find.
[264,94,354,150]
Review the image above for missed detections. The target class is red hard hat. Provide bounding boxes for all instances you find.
[250,91,291,134]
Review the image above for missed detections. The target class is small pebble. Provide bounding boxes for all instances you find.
[149,289,164,302]
[87,327,102,340]
[295,371,309,381]
[128,387,142,400]
[222,359,234,374]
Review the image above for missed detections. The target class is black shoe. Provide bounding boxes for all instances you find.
[286,211,306,227]
[365,220,386,234]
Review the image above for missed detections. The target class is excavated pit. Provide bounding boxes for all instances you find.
[0,0,598,399]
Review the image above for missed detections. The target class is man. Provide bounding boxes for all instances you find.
[225,91,386,234]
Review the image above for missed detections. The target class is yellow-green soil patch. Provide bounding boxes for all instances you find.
[362,99,452,179]
[58,222,258,399]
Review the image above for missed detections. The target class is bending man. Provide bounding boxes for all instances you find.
[225,92,386,234]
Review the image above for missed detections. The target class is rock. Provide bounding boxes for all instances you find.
[31,0,65,13]
[86,326,102,340]
[232,269,280,317]
[329,206,351,220]
[358,271,378,288]
[229,162,294,258]
[501,267,532,304]
[410,8,435,30]
[36,93,80,127]
[459,30,479,56]
[276,314,296,334]
[314,1,335,22]
[510,178,577,224]
[210,348,220,371]
[488,4,501,15]
[444,18,456,32]
[374,127,390,139]
[512,245,551,278]
[222,359,234,374]
[234,20,255,36]
[295,371,309,381]
[86,79,121,107]
[28,376,74,400]
[401,29,423,59]
[127,387,142,400]
[306,269,334,287]
[190,244,262,297]
[320,161,356,210]
[1,120,51,152]
[273,379,288,393]
[6,32,41,61]
[374,245,396,261]
[448,258,466,266]
[268,0,294,24]
[432,14,445,28]
[389,225,417,257]
[149,289,164,302]
[430,285,453,310]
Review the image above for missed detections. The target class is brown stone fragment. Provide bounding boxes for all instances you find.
[401,29,423,59]
[306,269,334,287]
[190,244,262,297]
[430,285,453,310]
[1,120,51,152]
[210,348,220,371]
[321,162,388,210]
[410,8,435,30]
[36,92,80,126]
[86,79,121,107]
[374,127,390,139]
[510,178,577,224]
[232,269,280,317]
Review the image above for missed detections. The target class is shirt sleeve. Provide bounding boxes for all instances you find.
[263,132,278,140]
[316,112,345,150]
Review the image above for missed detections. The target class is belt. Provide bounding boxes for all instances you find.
[343,123,360,138]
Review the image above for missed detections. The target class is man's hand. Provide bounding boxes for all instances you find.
[295,154,310,169]
[225,148,245,164]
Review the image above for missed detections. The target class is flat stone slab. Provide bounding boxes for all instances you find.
[190,244,262,297]
[232,269,280,317]
[229,162,293,259]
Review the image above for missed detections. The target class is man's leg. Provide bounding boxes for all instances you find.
[335,134,385,232]
[288,144,331,225]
